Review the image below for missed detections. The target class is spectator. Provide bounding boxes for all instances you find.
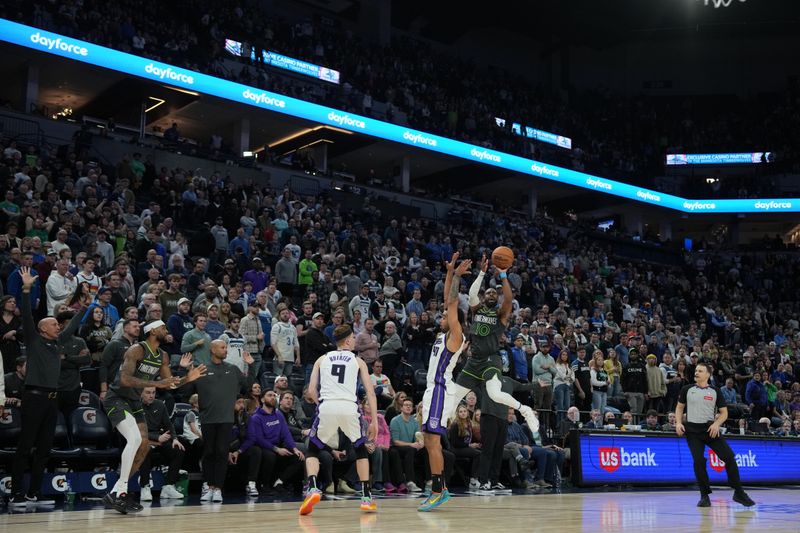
[622,348,648,416]
[389,398,423,493]
[377,321,403,382]
[181,313,212,366]
[589,349,609,412]
[448,405,482,489]
[646,354,668,414]
[271,304,300,376]
[45,259,76,316]
[139,386,186,501]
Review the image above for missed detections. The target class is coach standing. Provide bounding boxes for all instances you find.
[675,362,755,508]
[10,266,87,506]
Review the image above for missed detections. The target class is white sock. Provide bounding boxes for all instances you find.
[112,480,128,495]
[115,414,142,495]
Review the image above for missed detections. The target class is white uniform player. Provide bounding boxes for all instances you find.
[309,349,364,449]
[421,332,466,435]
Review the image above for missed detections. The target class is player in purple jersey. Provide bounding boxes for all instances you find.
[419,253,470,512]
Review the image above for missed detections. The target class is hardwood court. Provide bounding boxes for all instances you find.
[2,488,798,533]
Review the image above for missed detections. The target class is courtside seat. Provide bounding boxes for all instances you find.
[171,402,192,434]
[51,412,82,460]
[70,407,120,461]
[0,407,21,461]
[78,389,102,409]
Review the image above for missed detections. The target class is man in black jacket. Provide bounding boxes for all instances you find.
[139,385,186,501]
[302,312,334,384]
[622,348,648,417]
[56,309,91,422]
[10,266,88,507]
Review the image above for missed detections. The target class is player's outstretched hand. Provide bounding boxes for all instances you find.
[455,259,472,276]
[480,254,488,273]
[187,363,207,383]
[446,252,460,272]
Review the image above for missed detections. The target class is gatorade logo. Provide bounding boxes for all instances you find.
[403,131,438,147]
[0,477,11,494]
[0,410,12,424]
[586,178,612,191]
[708,449,758,472]
[599,447,658,473]
[52,475,67,492]
[83,409,97,424]
[30,32,88,57]
[754,201,792,211]
[144,63,195,85]
[327,111,365,129]
[79,392,90,405]
[530,163,559,177]
[470,148,502,163]
[242,89,287,109]
[91,473,108,490]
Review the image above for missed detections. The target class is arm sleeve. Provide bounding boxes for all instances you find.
[468,272,485,307]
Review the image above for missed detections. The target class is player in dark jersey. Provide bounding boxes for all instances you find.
[675,362,754,508]
[103,319,206,514]
[454,255,538,430]
[419,253,470,512]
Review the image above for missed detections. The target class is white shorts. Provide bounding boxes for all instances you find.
[308,399,365,450]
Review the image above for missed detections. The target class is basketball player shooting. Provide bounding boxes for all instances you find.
[453,252,539,431]
[418,252,470,512]
[300,324,378,516]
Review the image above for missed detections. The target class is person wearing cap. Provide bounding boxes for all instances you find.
[103,319,206,513]
[166,297,194,354]
[205,303,226,340]
[82,286,121,329]
[243,257,268,295]
[645,354,667,414]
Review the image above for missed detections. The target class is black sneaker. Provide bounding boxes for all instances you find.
[697,495,711,507]
[9,494,27,507]
[102,492,128,514]
[733,491,755,507]
[124,493,144,513]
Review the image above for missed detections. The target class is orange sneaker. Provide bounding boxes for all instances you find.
[360,496,377,512]
[299,489,322,515]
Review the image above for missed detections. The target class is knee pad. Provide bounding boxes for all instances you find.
[356,444,369,460]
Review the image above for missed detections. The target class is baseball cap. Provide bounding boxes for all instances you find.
[521,322,530,328]
[224,258,235,265]
[312,312,324,320]
[252,257,263,262]
[177,297,191,306]
[97,287,112,295]
[207,303,219,312]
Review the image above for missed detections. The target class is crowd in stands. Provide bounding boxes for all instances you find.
[3,0,800,199]
[2,119,800,499]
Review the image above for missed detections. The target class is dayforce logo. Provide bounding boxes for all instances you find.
[587,178,612,191]
[30,32,88,57]
[683,201,717,212]
[754,201,792,211]
[708,450,758,473]
[636,190,661,203]
[598,447,658,473]
[403,131,438,147]
[327,111,366,129]
[530,163,559,177]
[145,63,195,85]
[471,148,502,163]
[242,89,286,109]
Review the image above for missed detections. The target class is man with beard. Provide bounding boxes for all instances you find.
[103,320,206,514]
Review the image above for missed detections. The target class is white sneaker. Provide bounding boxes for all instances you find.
[200,489,214,502]
[160,484,184,499]
[405,481,422,493]
[140,485,152,501]
[469,478,481,490]
[201,482,209,497]
[246,482,259,497]
[478,483,495,495]
[212,489,223,502]
[519,405,539,433]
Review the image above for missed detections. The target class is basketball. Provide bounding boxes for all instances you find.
[491,246,514,270]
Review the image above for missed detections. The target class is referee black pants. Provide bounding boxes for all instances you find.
[685,430,743,496]
[11,390,59,497]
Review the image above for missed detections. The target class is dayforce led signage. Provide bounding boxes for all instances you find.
[666,152,774,165]
[577,432,800,486]
[3,19,799,214]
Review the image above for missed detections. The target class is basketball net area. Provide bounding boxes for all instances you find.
[699,0,746,8]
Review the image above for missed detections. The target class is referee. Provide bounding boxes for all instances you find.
[675,362,755,508]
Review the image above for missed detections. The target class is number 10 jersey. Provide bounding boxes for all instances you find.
[319,350,359,402]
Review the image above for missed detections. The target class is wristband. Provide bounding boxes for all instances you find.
[499,272,508,280]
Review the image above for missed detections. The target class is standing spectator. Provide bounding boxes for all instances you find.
[219,314,248,374]
[531,342,557,412]
[240,303,265,376]
[622,348,648,416]
[298,250,318,292]
[589,349,609,412]
[181,313,212,366]
[205,304,225,340]
[275,247,297,298]
[45,259,77,316]
[159,274,186,319]
[56,308,91,423]
[99,319,140,400]
[553,350,575,424]
[302,312,334,385]
[271,304,300,376]
[0,296,22,372]
[7,252,40,309]
[378,321,403,382]
[745,371,768,421]
[243,258,268,295]
[646,354,667,414]
[571,346,592,416]
[166,297,194,354]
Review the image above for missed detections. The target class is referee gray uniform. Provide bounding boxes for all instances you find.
[678,384,743,497]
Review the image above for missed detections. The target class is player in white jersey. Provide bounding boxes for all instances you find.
[300,324,378,516]
[418,253,470,512]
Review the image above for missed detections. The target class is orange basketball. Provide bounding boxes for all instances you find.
[491,246,514,270]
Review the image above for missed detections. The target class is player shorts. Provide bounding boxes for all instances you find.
[455,354,503,390]
[103,392,145,427]
[421,382,459,436]
[308,399,366,450]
